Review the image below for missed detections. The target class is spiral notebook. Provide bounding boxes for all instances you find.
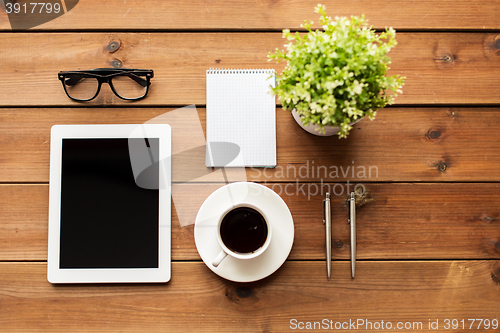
[205,68,276,167]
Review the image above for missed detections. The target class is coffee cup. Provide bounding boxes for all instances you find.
[212,203,272,267]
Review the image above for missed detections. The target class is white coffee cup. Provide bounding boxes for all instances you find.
[212,203,272,267]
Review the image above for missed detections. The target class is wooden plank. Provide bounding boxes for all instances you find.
[0,261,499,332]
[1,107,500,183]
[1,0,499,31]
[2,183,499,261]
[0,185,48,261]
[0,33,499,106]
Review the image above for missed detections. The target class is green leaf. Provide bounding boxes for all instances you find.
[269,5,405,138]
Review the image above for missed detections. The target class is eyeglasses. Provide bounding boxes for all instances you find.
[58,68,154,101]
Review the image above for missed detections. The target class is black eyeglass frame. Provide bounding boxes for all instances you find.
[58,68,154,101]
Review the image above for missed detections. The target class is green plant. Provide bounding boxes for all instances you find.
[269,5,405,138]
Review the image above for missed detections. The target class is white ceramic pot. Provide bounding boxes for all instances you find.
[291,109,362,137]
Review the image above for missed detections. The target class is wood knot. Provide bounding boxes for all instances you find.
[429,130,441,139]
[483,215,493,223]
[107,41,120,53]
[334,239,344,249]
[491,261,500,285]
[437,162,447,172]
[434,53,455,64]
[442,54,455,63]
[485,35,500,58]
[495,36,500,50]
[235,286,253,298]
[225,285,256,304]
[215,59,221,64]
[495,241,500,252]
[345,188,373,208]
[110,60,123,68]
[426,128,443,142]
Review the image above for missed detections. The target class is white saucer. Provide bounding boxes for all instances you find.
[194,182,294,282]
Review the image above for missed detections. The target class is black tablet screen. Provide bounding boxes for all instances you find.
[59,138,159,269]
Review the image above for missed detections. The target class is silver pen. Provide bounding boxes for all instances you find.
[323,193,331,280]
[348,192,356,278]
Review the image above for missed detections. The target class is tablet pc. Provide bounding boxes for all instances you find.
[48,124,171,283]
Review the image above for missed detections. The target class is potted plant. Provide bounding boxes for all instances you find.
[269,4,405,138]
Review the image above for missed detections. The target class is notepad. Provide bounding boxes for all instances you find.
[206,69,276,167]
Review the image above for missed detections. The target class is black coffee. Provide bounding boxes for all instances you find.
[220,207,268,254]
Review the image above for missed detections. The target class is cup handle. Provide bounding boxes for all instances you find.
[212,250,228,267]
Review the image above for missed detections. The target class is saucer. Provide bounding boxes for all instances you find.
[194,182,294,282]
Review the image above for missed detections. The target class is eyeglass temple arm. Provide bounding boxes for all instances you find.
[63,72,149,87]
[63,75,82,86]
[126,73,149,87]
[90,68,152,86]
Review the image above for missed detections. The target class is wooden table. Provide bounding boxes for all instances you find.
[1,1,500,331]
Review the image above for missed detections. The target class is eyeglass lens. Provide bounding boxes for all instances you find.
[63,72,149,100]
[111,75,148,99]
[64,75,99,100]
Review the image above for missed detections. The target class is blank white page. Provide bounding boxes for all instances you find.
[206,69,276,167]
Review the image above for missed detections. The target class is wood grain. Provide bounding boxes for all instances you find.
[0,33,499,106]
[1,107,500,183]
[0,261,499,332]
[2,183,499,261]
[1,0,499,31]
[1,1,499,330]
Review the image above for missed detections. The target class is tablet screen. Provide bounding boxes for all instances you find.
[59,138,159,269]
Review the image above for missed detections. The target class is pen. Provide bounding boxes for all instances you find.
[323,192,331,280]
[348,192,356,278]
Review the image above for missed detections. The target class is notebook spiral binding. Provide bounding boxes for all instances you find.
[207,68,275,74]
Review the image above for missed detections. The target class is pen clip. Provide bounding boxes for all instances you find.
[323,198,326,225]
[348,191,357,279]
[348,192,356,224]
[347,196,350,224]
[347,192,356,224]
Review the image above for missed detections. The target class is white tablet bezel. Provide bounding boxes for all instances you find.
[48,124,171,283]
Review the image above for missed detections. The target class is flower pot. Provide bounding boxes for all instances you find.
[291,109,362,137]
